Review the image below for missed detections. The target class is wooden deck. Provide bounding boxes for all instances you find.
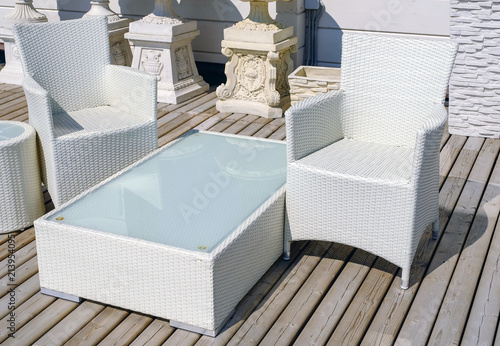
[1,83,500,346]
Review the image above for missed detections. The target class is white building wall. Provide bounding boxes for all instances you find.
[318,0,451,66]
[0,0,450,66]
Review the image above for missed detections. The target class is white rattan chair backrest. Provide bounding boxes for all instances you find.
[340,32,457,148]
[13,17,110,114]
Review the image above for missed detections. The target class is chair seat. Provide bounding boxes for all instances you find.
[53,106,145,138]
[295,138,414,183]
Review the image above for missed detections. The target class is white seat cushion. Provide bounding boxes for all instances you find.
[53,106,144,138]
[295,138,414,183]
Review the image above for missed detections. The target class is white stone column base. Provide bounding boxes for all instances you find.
[216,97,290,119]
[216,26,298,118]
[126,20,209,104]
[107,18,133,66]
[0,0,48,86]
[0,33,23,85]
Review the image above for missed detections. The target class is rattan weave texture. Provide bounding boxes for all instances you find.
[35,133,286,332]
[285,33,457,289]
[0,121,44,233]
[12,17,158,207]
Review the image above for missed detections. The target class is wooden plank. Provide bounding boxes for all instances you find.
[0,92,25,106]
[227,241,333,345]
[97,312,153,345]
[361,136,486,346]
[156,93,217,129]
[427,147,500,345]
[195,242,308,346]
[0,240,36,278]
[0,291,56,343]
[0,273,39,320]
[395,138,500,345]
[439,135,468,187]
[207,113,247,133]
[35,301,105,345]
[260,243,355,345]
[0,98,27,117]
[0,227,35,262]
[294,249,377,346]
[268,124,286,140]
[158,99,217,137]
[440,125,450,150]
[2,106,28,121]
[252,118,285,138]
[461,216,500,345]
[193,111,232,131]
[495,319,500,345]
[440,137,487,218]
[0,85,17,94]
[0,84,23,92]
[156,92,210,121]
[9,111,29,123]
[0,232,19,246]
[65,307,129,346]
[0,91,17,98]
[326,258,398,345]
[130,319,175,346]
[158,107,219,147]
[1,296,78,345]
[162,330,201,346]
[221,114,260,135]
[237,117,273,137]
[0,256,38,297]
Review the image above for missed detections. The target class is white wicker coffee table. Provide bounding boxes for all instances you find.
[35,131,287,336]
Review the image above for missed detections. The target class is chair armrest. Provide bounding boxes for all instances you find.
[104,65,158,122]
[285,90,344,162]
[411,103,448,182]
[23,75,55,137]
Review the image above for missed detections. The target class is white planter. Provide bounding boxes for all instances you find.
[288,65,341,104]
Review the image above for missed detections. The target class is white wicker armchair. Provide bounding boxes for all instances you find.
[285,33,457,289]
[12,17,158,207]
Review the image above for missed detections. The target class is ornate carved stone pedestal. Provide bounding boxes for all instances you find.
[216,0,297,118]
[84,0,133,66]
[125,0,208,104]
[0,1,47,85]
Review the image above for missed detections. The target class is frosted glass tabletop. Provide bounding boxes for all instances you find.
[50,132,287,252]
[0,122,24,141]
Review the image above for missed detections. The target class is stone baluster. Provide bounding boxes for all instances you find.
[0,0,47,85]
[125,0,208,104]
[84,0,133,66]
[152,0,178,18]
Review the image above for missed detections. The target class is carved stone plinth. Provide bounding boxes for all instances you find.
[216,1,297,118]
[84,0,133,66]
[0,1,47,85]
[125,0,208,104]
[0,33,23,85]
